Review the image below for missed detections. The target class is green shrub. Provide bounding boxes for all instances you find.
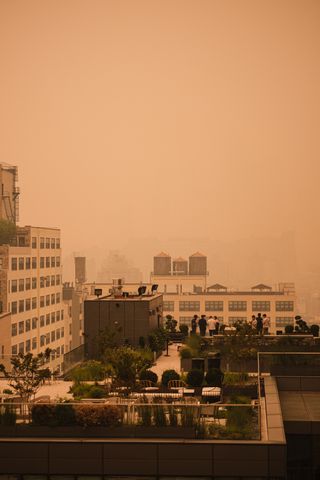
[179,347,192,359]
[223,372,249,385]
[138,336,146,348]
[285,324,294,334]
[54,404,77,426]
[205,368,224,387]
[310,325,320,337]
[153,405,167,427]
[2,389,13,395]
[89,386,106,398]
[70,361,106,382]
[186,369,204,387]
[168,405,178,426]
[31,404,57,426]
[74,405,122,427]
[138,405,152,426]
[179,324,189,336]
[139,369,158,384]
[69,382,93,399]
[0,406,17,425]
[161,369,180,387]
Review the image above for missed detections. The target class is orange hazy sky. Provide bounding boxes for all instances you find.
[0,0,319,270]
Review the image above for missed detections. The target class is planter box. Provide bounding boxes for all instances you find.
[222,384,258,399]
[0,425,196,439]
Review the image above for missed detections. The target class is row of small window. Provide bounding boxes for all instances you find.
[12,310,64,335]
[164,301,294,312]
[40,328,65,346]
[32,237,61,249]
[10,275,61,292]
[179,316,294,327]
[11,339,64,355]
[11,294,61,314]
[11,256,61,270]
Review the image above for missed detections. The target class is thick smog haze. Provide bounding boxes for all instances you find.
[1,0,320,284]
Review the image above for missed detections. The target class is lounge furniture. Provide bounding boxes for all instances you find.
[139,380,159,392]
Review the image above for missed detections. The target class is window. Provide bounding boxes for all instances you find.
[18,279,24,291]
[61,309,64,320]
[46,276,50,287]
[40,296,45,308]
[56,274,60,285]
[46,257,50,268]
[32,277,37,289]
[46,237,50,248]
[179,316,193,326]
[25,257,31,270]
[56,346,60,357]
[46,333,50,345]
[56,238,60,249]
[11,301,17,314]
[32,237,37,248]
[228,316,247,325]
[56,256,60,267]
[51,294,55,305]
[11,258,17,270]
[56,310,60,322]
[40,315,45,327]
[40,237,44,249]
[51,257,56,267]
[11,323,17,336]
[163,301,174,311]
[51,330,56,342]
[19,299,24,313]
[25,339,31,353]
[61,327,64,338]
[25,278,31,290]
[32,297,37,309]
[51,275,55,286]
[11,280,17,293]
[61,345,64,355]
[276,301,294,311]
[18,257,24,270]
[51,238,55,249]
[32,337,37,350]
[252,301,271,312]
[26,319,31,332]
[56,328,61,340]
[228,301,247,311]
[56,293,60,304]
[40,277,45,288]
[32,257,37,269]
[51,312,55,323]
[18,320,24,334]
[205,301,224,311]
[40,335,45,347]
[18,342,24,354]
[40,257,45,268]
[276,316,294,327]
[46,313,50,325]
[32,317,37,329]
[25,298,31,311]
[179,301,200,311]
[12,345,17,355]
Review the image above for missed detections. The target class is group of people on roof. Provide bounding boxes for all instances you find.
[190,312,271,336]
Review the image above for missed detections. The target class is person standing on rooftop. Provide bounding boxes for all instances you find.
[198,315,207,337]
[208,316,216,336]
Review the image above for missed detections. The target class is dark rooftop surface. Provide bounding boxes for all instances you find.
[279,391,320,422]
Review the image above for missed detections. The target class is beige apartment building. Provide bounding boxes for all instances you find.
[0,225,71,372]
[0,163,19,223]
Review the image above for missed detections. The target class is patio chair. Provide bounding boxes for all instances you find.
[167,380,187,391]
[139,380,159,392]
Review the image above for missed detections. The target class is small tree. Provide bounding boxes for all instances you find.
[0,349,53,402]
[165,315,177,333]
[0,219,16,245]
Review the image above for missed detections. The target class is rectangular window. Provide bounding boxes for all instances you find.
[51,294,55,305]
[26,319,31,332]
[32,257,37,269]
[56,293,60,304]
[11,301,17,314]
[46,333,50,345]
[51,275,55,286]
[56,256,60,267]
[56,328,61,340]
[276,316,294,327]
[25,298,31,311]
[32,277,37,289]
[40,315,45,327]
[51,330,56,342]
[19,300,24,313]
[40,296,44,308]
[11,280,17,293]
[40,276,45,288]
[205,301,224,311]
[11,258,17,270]
[25,339,31,353]
[18,279,24,292]
[32,237,37,248]
[18,257,24,270]
[25,278,31,290]
[40,257,44,268]
[179,301,200,311]
[179,316,193,326]
[51,238,55,249]
[163,301,174,311]
[32,317,37,329]
[51,312,55,323]
[46,313,50,325]
[276,301,294,311]
[252,301,271,312]
[40,237,44,249]
[12,345,17,355]
[56,275,60,285]
[46,257,50,268]
[228,301,247,311]
[51,257,56,268]
[32,297,37,309]
[18,321,24,334]
[61,345,64,355]
[11,323,17,336]
[40,335,45,347]
[32,337,37,350]
[18,342,24,354]
[25,257,31,270]
[228,316,247,325]
[61,327,64,338]
[46,237,50,249]
[56,239,60,249]
[45,275,50,287]
[61,309,64,320]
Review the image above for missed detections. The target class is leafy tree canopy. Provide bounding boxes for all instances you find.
[0,219,16,245]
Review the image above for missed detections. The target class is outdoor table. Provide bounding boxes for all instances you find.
[201,387,221,403]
